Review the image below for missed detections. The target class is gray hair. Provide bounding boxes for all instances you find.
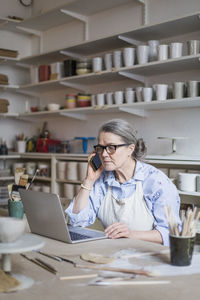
[98,119,146,160]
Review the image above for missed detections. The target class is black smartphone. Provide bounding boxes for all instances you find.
[90,153,102,171]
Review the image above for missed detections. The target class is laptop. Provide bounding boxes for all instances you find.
[19,189,107,244]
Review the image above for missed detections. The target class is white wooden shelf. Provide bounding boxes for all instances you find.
[0,113,19,119]
[56,179,81,184]
[178,190,200,197]
[17,97,200,120]
[31,176,51,182]
[19,11,200,65]
[18,0,134,32]
[19,54,200,93]
[0,17,22,33]
[0,176,14,181]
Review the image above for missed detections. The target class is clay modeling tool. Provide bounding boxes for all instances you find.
[34,250,62,262]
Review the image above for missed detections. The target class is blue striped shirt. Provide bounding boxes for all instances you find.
[66,160,181,246]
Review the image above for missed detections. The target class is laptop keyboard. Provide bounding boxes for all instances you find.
[69,231,91,241]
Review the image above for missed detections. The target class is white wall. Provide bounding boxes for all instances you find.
[1,0,200,156]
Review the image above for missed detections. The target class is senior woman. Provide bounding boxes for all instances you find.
[66,119,181,246]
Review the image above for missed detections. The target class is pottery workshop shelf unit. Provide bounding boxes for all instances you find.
[0,10,200,120]
[146,155,200,207]
[14,10,200,120]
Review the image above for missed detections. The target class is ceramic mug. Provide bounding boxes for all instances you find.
[187,81,199,98]
[106,92,113,105]
[135,86,143,102]
[158,44,168,61]
[96,93,105,106]
[113,50,122,69]
[92,57,103,72]
[63,183,74,199]
[173,82,186,99]
[187,40,200,55]
[104,53,113,71]
[136,45,149,64]
[66,162,78,181]
[148,40,159,61]
[142,87,153,102]
[123,47,135,67]
[125,90,135,104]
[170,42,183,59]
[114,91,124,105]
[155,84,168,101]
[178,173,197,192]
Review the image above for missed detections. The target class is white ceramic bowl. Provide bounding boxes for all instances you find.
[0,217,26,243]
[47,103,60,111]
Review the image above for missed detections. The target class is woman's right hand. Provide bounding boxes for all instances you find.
[83,152,103,187]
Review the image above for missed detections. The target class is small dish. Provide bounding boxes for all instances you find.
[47,103,60,111]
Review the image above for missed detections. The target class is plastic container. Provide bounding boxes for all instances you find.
[76,59,92,75]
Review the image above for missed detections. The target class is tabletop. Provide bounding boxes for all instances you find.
[1,234,200,300]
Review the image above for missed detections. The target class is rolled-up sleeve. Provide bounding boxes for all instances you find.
[65,174,106,227]
[144,170,181,246]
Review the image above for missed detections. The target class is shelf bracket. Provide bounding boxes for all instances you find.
[59,81,88,92]
[119,106,147,117]
[16,26,42,37]
[137,0,148,25]
[118,35,141,46]
[119,71,146,83]
[60,111,87,121]
[60,50,85,60]
[60,9,89,41]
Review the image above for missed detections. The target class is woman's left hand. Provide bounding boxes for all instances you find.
[105,222,133,239]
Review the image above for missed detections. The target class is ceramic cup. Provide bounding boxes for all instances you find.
[173,82,186,99]
[104,53,113,71]
[78,162,88,181]
[170,42,183,59]
[125,90,135,104]
[42,185,50,193]
[16,141,26,153]
[96,93,105,106]
[66,162,78,181]
[135,86,143,102]
[142,87,153,102]
[196,175,200,192]
[187,80,199,98]
[63,183,74,199]
[170,235,195,266]
[158,44,168,61]
[148,40,159,62]
[178,172,198,192]
[187,40,200,55]
[57,161,66,180]
[113,50,122,69]
[91,94,96,106]
[13,163,24,175]
[114,91,124,105]
[92,57,103,72]
[136,45,149,64]
[155,84,168,101]
[106,92,113,105]
[123,47,135,67]
[25,162,36,176]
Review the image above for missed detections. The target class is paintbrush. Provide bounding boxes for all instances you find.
[26,169,39,190]
[74,263,159,277]
[21,254,57,274]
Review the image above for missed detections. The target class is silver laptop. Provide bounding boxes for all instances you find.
[20,189,106,244]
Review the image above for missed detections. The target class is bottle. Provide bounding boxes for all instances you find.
[0,140,8,155]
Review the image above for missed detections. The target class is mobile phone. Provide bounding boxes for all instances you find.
[90,153,102,171]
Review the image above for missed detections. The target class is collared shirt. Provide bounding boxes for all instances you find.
[66,160,181,246]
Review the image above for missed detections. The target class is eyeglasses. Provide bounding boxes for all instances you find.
[94,144,130,154]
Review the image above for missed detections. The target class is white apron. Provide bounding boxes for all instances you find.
[98,181,154,231]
